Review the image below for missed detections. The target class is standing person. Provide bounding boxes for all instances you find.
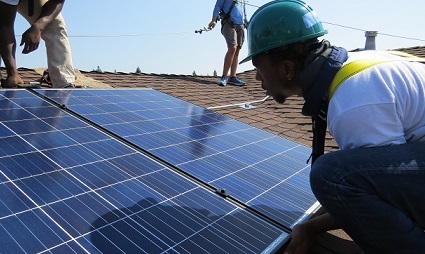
[240,1,425,253]
[0,0,76,88]
[208,0,247,86]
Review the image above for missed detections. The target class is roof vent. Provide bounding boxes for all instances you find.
[364,31,378,50]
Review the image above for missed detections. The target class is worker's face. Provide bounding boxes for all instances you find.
[252,54,301,104]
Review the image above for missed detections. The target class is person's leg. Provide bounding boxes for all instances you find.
[222,45,237,77]
[42,13,76,88]
[18,0,76,88]
[230,24,244,77]
[229,46,240,77]
[220,22,237,77]
[226,44,245,86]
[310,141,425,253]
[0,2,23,87]
[227,25,245,86]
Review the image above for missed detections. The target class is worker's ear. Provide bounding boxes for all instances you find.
[279,60,295,81]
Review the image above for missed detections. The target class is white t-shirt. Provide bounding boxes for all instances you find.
[328,50,425,150]
[0,0,19,5]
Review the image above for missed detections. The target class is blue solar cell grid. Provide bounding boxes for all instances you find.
[0,89,289,253]
[40,88,320,229]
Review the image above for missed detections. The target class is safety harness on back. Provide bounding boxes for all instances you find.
[329,52,425,98]
[310,51,425,165]
[28,0,34,16]
[219,0,237,26]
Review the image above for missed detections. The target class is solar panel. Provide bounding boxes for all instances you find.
[38,88,320,229]
[0,89,291,253]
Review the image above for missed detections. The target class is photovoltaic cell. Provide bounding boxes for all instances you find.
[39,88,320,229]
[0,89,289,253]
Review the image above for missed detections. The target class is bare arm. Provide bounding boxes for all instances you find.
[208,0,224,29]
[300,212,340,232]
[20,0,65,54]
[283,212,340,254]
[208,16,219,30]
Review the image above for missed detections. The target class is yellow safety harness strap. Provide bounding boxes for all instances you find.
[328,52,425,99]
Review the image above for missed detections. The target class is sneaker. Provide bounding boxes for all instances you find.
[227,76,246,86]
[217,76,228,86]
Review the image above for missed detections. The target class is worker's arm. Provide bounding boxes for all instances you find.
[20,0,65,54]
[284,212,340,254]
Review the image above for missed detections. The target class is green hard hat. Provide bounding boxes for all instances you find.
[240,0,327,64]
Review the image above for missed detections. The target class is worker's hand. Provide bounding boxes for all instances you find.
[208,20,217,30]
[1,75,24,88]
[282,223,313,254]
[20,25,42,54]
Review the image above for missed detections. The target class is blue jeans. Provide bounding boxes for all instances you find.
[310,141,425,254]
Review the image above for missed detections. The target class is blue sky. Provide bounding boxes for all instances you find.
[12,0,425,75]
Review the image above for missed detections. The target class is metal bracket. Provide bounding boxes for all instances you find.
[215,188,229,198]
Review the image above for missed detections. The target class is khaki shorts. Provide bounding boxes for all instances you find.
[221,21,245,48]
